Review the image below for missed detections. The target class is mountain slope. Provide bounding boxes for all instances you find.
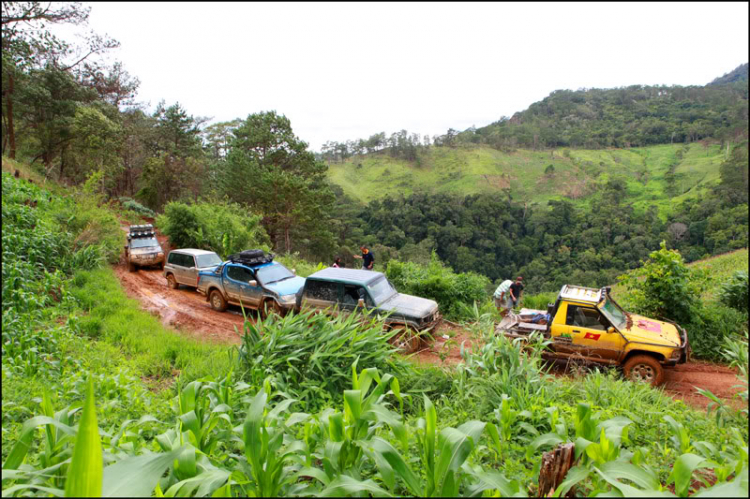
[328,142,727,216]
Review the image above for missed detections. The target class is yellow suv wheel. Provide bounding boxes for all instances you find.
[623,355,664,386]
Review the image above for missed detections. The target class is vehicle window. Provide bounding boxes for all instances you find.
[367,276,397,305]
[168,252,178,264]
[256,264,294,285]
[182,254,196,267]
[304,280,339,302]
[196,253,222,268]
[342,285,367,306]
[226,265,253,283]
[130,237,160,249]
[599,298,627,329]
[566,305,607,330]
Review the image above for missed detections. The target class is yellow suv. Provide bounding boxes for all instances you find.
[497,285,690,385]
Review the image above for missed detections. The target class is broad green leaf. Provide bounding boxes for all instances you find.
[594,467,676,497]
[65,378,103,497]
[369,437,421,495]
[435,427,474,486]
[102,448,185,497]
[3,417,75,470]
[163,469,230,497]
[469,469,526,497]
[552,465,590,497]
[693,466,748,497]
[297,466,331,486]
[1,484,65,497]
[668,453,709,497]
[532,432,564,451]
[317,475,392,497]
[344,390,363,421]
[599,461,660,490]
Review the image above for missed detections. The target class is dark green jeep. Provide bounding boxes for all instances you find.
[295,268,441,352]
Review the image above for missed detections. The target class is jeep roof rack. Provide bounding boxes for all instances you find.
[128,224,155,239]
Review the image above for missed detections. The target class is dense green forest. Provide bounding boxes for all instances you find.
[2,2,748,293]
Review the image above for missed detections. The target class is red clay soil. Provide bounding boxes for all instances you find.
[114,265,249,344]
[662,360,745,410]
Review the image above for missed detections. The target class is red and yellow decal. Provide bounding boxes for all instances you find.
[584,332,601,341]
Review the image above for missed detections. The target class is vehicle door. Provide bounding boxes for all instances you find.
[166,252,180,279]
[224,264,254,304]
[549,302,581,355]
[171,253,189,285]
[559,303,622,359]
[577,306,626,360]
[300,280,341,314]
[182,254,199,286]
[242,268,264,308]
[341,284,371,317]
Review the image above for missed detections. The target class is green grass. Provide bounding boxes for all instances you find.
[328,143,726,218]
[70,267,235,381]
[688,248,749,302]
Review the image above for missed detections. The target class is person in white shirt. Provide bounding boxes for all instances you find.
[493,279,513,316]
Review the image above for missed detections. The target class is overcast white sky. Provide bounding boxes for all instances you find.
[60,2,749,150]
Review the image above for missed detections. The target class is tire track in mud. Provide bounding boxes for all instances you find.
[114,265,250,344]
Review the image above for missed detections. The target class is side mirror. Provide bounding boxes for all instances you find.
[607,326,616,334]
[249,280,258,287]
[357,298,365,308]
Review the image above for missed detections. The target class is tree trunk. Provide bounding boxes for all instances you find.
[538,443,576,497]
[6,73,16,159]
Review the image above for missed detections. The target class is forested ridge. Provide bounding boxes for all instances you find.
[2,2,747,293]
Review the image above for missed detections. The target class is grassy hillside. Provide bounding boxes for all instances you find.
[688,248,749,302]
[610,248,748,302]
[328,142,726,216]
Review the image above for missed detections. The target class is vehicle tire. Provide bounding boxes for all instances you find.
[209,290,227,312]
[260,299,283,320]
[128,261,136,272]
[623,355,664,386]
[388,326,422,355]
[166,273,178,290]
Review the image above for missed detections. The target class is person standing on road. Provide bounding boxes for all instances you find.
[353,246,374,270]
[509,276,524,310]
[493,278,514,316]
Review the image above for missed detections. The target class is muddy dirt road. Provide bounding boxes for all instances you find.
[113,223,744,410]
[115,265,249,343]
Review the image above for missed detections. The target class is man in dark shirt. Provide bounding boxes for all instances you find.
[354,245,375,270]
[509,276,524,309]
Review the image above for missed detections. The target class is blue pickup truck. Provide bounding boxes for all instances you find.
[197,258,305,317]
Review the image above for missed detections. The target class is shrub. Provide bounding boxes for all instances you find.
[618,242,747,360]
[118,197,155,217]
[719,271,749,313]
[237,310,407,411]
[690,305,749,362]
[618,241,699,326]
[386,252,490,321]
[157,200,270,258]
